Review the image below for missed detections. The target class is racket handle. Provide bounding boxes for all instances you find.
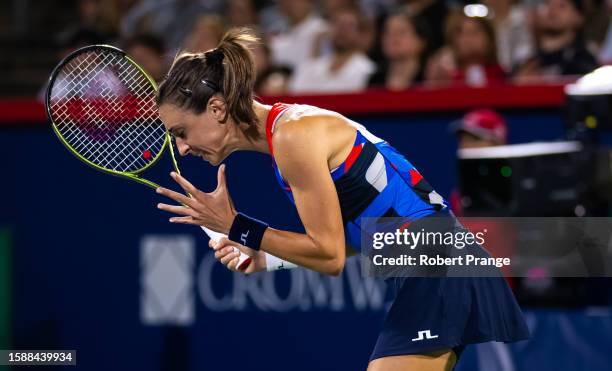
[200,226,252,271]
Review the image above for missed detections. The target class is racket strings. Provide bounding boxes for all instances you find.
[54,56,161,171]
[49,49,165,173]
[71,54,162,170]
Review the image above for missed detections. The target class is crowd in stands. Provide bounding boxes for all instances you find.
[53,0,611,95]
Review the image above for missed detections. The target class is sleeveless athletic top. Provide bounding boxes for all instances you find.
[265,103,448,251]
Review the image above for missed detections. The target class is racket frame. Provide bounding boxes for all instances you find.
[45,44,171,190]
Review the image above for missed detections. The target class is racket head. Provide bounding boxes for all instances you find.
[45,44,170,183]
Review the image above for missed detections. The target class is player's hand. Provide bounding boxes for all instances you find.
[156,164,237,234]
[210,237,266,274]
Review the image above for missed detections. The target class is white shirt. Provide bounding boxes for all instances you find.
[289,53,375,94]
[270,14,328,69]
[599,20,612,63]
[496,6,535,70]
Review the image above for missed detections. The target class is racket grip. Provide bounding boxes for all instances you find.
[200,226,252,271]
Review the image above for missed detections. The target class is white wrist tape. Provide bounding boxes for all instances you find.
[265,253,298,271]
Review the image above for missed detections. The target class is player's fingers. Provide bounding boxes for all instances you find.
[168,216,196,224]
[214,246,234,259]
[220,251,240,265]
[157,203,197,217]
[208,239,217,249]
[228,193,236,210]
[215,164,227,191]
[170,172,199,196]
[227,256,240,272]
[212,237,234,252]
[156,187,195,207]
[217,236,233,248]
[221,237,252,256]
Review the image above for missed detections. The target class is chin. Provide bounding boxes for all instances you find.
[206,156,222,166]
[210,152,230,166]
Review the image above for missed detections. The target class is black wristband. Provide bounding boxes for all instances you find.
[228,212,268,251]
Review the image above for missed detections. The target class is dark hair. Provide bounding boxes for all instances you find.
[156,28,258,125]
[55,26,106,49]
[386,10,433,62]
[333,5,370,31]
[569,0,585,14]
[449,14,498,67]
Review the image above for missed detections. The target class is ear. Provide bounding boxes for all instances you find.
[207,96,228,123]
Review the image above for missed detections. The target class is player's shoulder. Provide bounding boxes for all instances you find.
[272,104,344,150]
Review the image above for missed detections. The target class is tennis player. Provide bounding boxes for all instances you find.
[155,28,530,370]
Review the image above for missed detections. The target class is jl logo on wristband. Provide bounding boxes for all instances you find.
[241,230,250,245]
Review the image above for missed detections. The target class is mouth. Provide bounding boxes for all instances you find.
[190,149,207,158]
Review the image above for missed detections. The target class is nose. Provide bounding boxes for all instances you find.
[175,137,190,156]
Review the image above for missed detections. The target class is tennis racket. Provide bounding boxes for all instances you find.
[45,44,251,271]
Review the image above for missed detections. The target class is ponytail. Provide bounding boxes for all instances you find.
[217,28,258,125]
[156,28,259,126]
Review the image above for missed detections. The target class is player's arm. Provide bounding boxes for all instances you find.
[257,117,346,275]
[156,117,346,275]
[207,118,345,275]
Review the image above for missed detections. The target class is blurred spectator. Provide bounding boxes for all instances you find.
[582,0,609,53]
[124,34,167,82]
[256,66,293,96]
[398,0,449,53]
[269,0,328,69]
[320,0,390,20]
[368,11,432,90]
[515,0,598,81]
[448,108,508,215]
[225,0,259,28]
[481,0,536,71]
[256,1,288,35]
[321,0,360,18]
[55,27,107,56]
[599,21,612,64]
[289,7,375,93]
[252,31,272,77]
[38,27,108,102]
[312,1,376,60]
[76,0,120,39]
[120,0,220,50]
[451,108,508,149]
[56,0,119,56]
[252,31,292,95]
[426,11,506,86]
[182,14,225,52]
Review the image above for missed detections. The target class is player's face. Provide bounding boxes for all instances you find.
[159,103,231,166]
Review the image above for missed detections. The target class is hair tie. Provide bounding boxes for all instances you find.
[204,48,224,66]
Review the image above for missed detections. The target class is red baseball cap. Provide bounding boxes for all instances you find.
[450,109,508,144]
